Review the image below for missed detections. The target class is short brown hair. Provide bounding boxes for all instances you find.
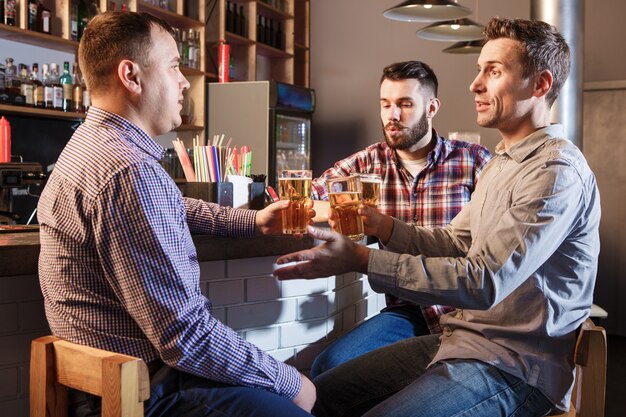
[78,11,174,95]
[380,61,438,97]
[484,17,570,107]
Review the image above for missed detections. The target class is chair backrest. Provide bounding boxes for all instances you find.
[30,335,150,417]
[550,318,607,417]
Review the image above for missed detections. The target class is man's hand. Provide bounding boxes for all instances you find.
[292,373,316,413]
[255,201,315,237]
[273,226,370,279]
[359,205,394,245]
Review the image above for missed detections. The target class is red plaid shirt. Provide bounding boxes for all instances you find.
[312,131,492,333]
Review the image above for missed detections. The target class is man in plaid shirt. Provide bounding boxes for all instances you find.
[309,61,491,378]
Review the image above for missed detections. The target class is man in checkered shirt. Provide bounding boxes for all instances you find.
[309,61,492,378]
[38,11,315,417]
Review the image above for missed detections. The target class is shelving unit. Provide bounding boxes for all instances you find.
[205,0,310,87]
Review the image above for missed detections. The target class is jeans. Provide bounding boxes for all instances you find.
[70,365,313,417]
[313,334,555,417]
[310,305,429,378]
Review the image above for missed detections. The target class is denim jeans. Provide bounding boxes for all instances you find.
[313,334,555,417]
[70,365,313,417]
[310,305,429,378]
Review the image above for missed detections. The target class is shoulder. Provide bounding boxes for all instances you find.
[438,137,492,167]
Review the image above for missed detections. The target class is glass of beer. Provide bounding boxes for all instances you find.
[279,169,312,235]
[359,173,382,207]
[327,175,364,241]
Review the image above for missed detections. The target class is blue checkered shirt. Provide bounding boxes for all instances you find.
[38,107,301,399]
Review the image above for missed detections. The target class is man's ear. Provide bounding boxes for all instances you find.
[533,69,553,99]
[117,59,141,95]
[427,97,441,119]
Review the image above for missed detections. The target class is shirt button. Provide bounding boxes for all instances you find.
[443,327,452,336]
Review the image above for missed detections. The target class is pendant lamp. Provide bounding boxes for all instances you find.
[383,0,472,22]
[442,39,484,54]
[416,18,484,41]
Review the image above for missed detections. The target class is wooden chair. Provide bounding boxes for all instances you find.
[550,318,607,417]
[30,335,150,417]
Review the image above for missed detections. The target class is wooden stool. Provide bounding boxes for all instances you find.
[30,335,150,417]
[549,318,607,417]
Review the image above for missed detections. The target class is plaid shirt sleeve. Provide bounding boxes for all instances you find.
[92,162,301,399]
[311,149,375,200]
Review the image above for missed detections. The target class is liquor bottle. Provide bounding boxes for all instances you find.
[77,0,90,40]
[37,0,51,34]
[72,62,83,112]
[60,61,73,112]
[70,2,78,41]
[20,65,35,107]
[275,21,284,50]
[194,31,201,69]
[82,72,90,112]
[31,63,45,108]
[226,1,233,33]
[266,18,273,48]
[4,0,17,25]
[50,63,63,110]
[181,30,189,67]
[239,5,247,37]
[41,64,53,108]
[187,29,195,69]
[232,2,240,36]
[28,0,39,31]
[257,15,264,44]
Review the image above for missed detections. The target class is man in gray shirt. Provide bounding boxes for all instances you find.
[274,17,600,417]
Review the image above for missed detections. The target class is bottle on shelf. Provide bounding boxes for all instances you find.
[4,59,21,103]
[31,63,45,108]
[37,0,52,34]
[187,29,195,69]
[81,72,90,112]
[217,39,230,83]
[19,65,35,107]
[49,63,63,110]
[266,18,273,48]
[4,0,17,26]
[239,5,246,37]
[226,1,234,33]
[275,21,284,50]
[42,63,54,109]
[28,0,39,31]
[257,15,265,44]
[232,2,240,36]
[59,61,73,112]
[181,30,189,67]
[72,62,83,112]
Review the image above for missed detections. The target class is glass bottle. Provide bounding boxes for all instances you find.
[239,5,246,38]
[4,0,17,26]
[42,63,54,109]
[31,63,45,108]
[20,65,35,107]
[50,63,64,110]
[77,0,90,40]
[60,61,73,112]
[72,62,83,113]
[28,0,39,31]
[81,72,90,112]
[37,0,51,34]
[70,1,79,41]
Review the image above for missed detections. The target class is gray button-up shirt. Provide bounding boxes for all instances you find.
[367,124,600,411]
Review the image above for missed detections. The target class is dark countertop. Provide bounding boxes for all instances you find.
[0,232,313,276]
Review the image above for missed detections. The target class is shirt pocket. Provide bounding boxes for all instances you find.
[475,189,512,240]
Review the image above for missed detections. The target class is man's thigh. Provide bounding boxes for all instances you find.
[313,334,440,417]
[145,366,312,417]
[311,305,429,378]
[364,359,554,417]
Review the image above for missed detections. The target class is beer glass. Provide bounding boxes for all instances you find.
[279,169,312,234]
[359,173,382,207]
[327,175,364,241]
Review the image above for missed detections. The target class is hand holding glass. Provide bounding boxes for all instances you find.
[279,170,312,235]
[327,175,365,241]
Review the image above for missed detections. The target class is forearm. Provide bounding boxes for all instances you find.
[184,197,256,237]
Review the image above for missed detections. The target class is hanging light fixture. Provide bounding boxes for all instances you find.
[416,18,484,41]
[442,39,484,54]
[383,0,472,22]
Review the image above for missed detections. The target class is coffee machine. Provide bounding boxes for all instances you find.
[0,162,46,225]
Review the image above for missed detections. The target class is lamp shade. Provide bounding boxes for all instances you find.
[383,0,472,22]
[442,39,485,54]
[416,18,484,41]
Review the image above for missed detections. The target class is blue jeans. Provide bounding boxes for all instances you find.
[310,305,429,378]
[70,365,312,417]
[313,335,555,417]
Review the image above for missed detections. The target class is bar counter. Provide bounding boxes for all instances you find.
[0,230,384,416]
[0,231,314,276]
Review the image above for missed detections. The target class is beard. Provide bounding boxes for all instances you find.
[383,111,430,150]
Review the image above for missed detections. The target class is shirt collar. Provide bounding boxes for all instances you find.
[84,107,166,160]
[494,124,566,163]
